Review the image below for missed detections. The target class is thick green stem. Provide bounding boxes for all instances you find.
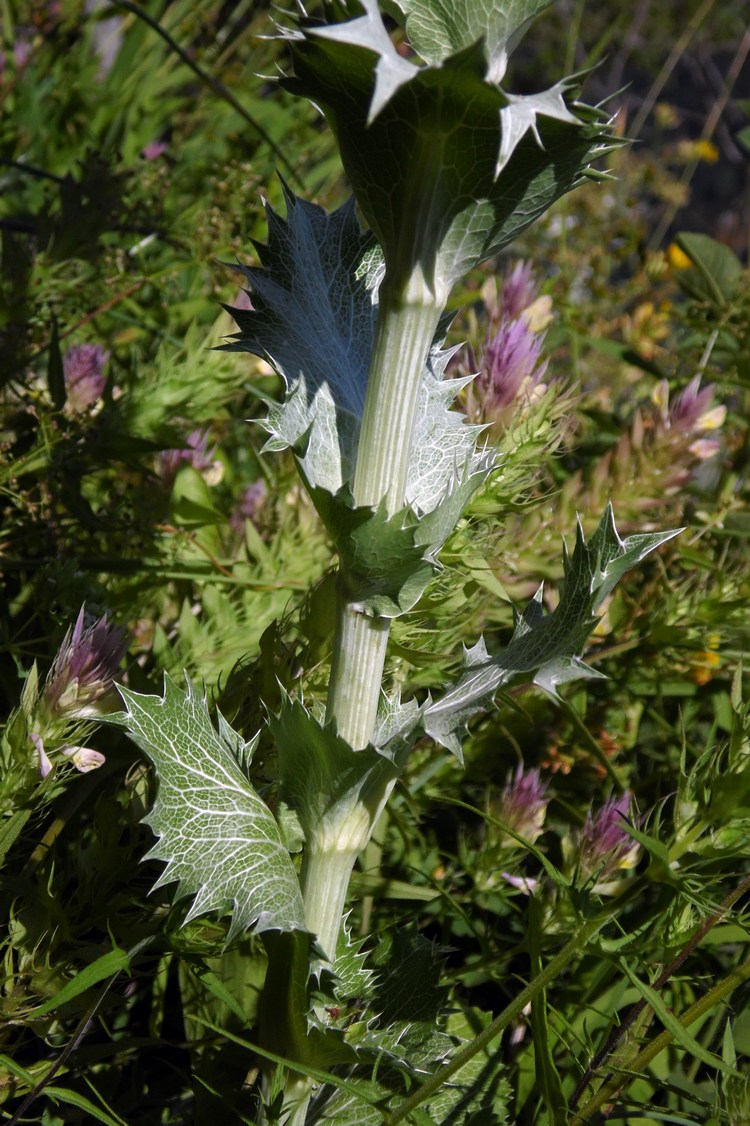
[325,603,389,752]
[353,272,444,512]
[301,845,360,962]
[313,272,441,964]
[282,272,444,1122]
[259,931,317,1124]
[326,269,443,750]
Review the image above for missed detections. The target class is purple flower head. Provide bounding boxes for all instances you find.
[500,260,539,321]
[579,792,639,886]
[141,140,168,161]
[158,428,219,484]
[477,317,548,415]
[15,33,33,68]
[669,375,717,432]
[63,344,110,413]
[231,479,268,533]
[43,608,128,722]
[495,766,549,844]
[0,30,33,73]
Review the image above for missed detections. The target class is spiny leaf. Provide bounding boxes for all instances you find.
[425,506,681,756]
[416,1007,511,1124]
[407,350,494,518]
[394,0,553,81]
[331,921,378,1004]
[223,188,377,496]
[374,931,449,1027]
[224,188,489,520]
[313,1080,390,1125]
[373,690,425,753]
[306,487,434,617]
[282,2,615,293]
[118,677,305,938]
[306,442,492,617]
[304,0,420,123]
[344,932,454,1071]
[497,78,581,173]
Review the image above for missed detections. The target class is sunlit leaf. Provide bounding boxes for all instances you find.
[117,678,306,938]
[425,505,681,756]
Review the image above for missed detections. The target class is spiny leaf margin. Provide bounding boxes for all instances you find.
[280,0,618,293]
[224,186,489,516]
[118,676,306,938]
[425,505,681,756]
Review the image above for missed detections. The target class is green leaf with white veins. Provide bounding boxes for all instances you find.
[394,0,553,81]
[307,489,434,617]
[118,677,306,938]
[425,506,682,757]
[282,1,616,295]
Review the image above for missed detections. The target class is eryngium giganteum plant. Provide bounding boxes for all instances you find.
[113,2,678,1121]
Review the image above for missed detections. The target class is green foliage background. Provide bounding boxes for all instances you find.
[1,0,749,1122]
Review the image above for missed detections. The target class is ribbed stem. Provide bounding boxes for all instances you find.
[314,274,441,963]
[353,272,443,511]
[284,271,444,1125]
[326,602,389,751]
[301,845,360,962]
[326,270,442,750]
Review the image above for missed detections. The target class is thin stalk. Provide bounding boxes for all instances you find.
[571,954,750,1123]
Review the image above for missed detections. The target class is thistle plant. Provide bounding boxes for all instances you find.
[111,2,681,1121]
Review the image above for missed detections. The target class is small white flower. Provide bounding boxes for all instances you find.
[62,745,107,772]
